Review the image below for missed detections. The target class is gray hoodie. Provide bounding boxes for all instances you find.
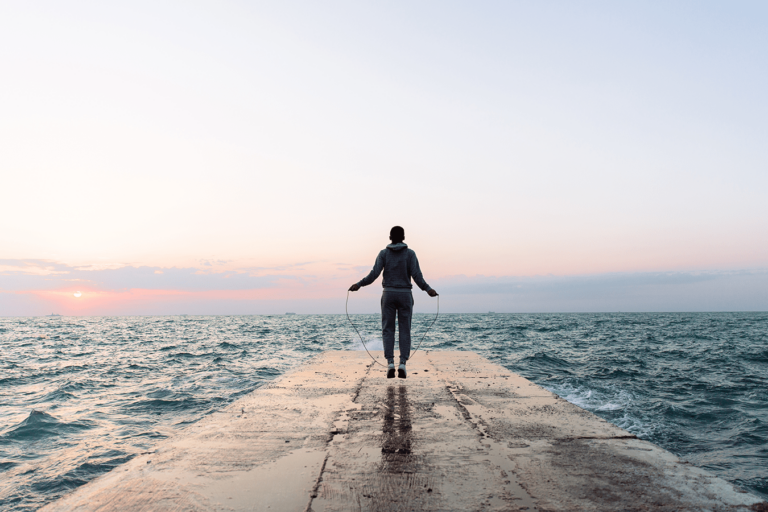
[356,243,432,293]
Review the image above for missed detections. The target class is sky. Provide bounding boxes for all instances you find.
[1,1,767,315]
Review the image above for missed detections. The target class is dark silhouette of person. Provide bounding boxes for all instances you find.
[349,226,437,378]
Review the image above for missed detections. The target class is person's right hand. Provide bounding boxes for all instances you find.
[428,289,438,297]
[349,283,361,292]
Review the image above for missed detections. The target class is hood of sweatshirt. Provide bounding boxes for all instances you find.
[386,243,408,251]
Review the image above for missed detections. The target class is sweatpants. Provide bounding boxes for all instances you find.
[381,291,413,364]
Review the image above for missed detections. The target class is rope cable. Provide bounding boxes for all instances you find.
[410,293,439,357]
[346,290,439,367]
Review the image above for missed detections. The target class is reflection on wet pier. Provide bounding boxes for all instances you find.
[381,386,412,459]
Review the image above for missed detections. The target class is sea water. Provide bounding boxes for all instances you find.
[1,313,766,510]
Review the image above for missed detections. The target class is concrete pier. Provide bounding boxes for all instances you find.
[42,351,766,511]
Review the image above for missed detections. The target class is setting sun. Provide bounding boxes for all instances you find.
[73,291,82,298]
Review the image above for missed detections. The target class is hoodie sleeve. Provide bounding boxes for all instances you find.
[357,250,385,287]
[408,250,432,292]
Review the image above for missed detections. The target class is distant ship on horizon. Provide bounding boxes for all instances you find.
[47,313,61,317]
[285,312,296,315]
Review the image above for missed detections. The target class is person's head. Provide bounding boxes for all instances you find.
[390,226,405,244]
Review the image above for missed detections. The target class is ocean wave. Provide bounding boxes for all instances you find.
[122,397,203,413]
[519,351,573,369]
[1,411,96,442]
[0,461,19,472]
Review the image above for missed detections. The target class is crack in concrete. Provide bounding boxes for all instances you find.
[305,359,374,511]
[350,362,374,403]
[303,453,329,512]
[438,363,541,510]
[444,384,484,435]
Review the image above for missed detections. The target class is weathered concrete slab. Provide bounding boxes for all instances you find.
[42,351,766,512]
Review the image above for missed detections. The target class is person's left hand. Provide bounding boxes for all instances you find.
[428,289,438,297]
[349,283,361,292]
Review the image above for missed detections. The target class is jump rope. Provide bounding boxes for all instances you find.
[346,290,439,367]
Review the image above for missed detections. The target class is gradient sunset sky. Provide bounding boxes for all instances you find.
[2,1,767,315]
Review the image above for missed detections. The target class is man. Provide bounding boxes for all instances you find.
[349,226,438,378]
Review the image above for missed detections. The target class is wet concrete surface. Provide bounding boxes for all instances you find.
[42,351,767,512]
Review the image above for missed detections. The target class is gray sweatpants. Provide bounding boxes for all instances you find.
[381,291,413,364]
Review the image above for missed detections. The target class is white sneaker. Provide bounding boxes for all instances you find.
[387,362,395,379]
[397,363,407,379]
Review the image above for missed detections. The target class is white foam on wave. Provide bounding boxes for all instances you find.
[597,402,623,411]
[350,334,384,352]
[544,381,658,439]
[547,381,633,411]
[612,413,660,439]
